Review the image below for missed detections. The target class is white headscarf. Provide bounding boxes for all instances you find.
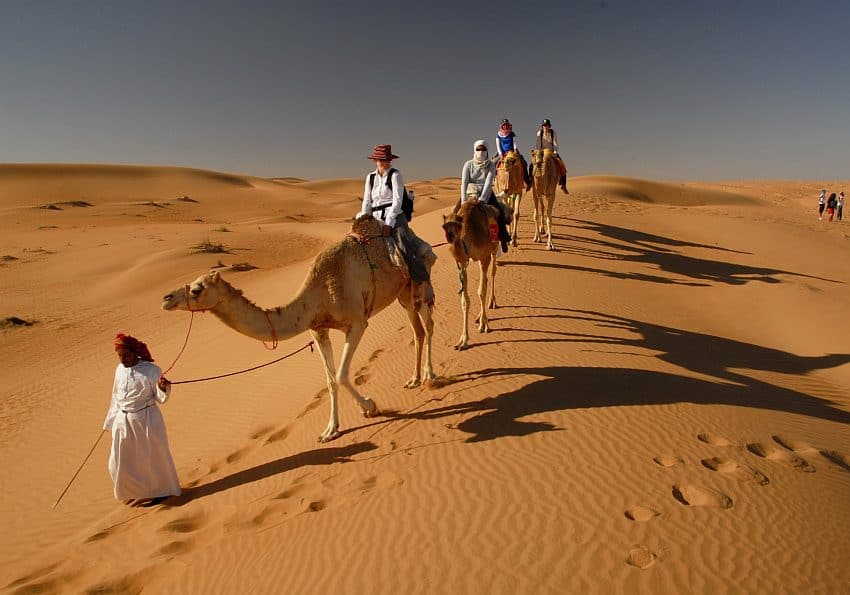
[469,139,490,177]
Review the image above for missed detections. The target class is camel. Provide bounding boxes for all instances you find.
[442,199,511,350]
[493,152,526,247]
[530,149,559,251]
[160,215,436,442]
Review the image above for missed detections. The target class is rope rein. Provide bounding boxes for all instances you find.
[170,341,314,385]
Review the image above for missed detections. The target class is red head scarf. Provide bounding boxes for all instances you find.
[114,333,154,362]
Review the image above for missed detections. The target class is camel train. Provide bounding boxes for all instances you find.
[162,148,561,441]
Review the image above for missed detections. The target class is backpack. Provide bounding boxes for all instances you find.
[369,168,414,222]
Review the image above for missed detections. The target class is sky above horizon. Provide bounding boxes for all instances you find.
[1,1,848,182]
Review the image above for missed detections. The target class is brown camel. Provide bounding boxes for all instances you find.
[442,199,510,350]
[493,151,525,247]
[161,215,436,442]
[530,149,559,251]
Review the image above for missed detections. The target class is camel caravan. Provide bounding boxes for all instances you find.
[162,123,568,441]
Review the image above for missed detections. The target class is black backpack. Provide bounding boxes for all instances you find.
[368,167,414,222]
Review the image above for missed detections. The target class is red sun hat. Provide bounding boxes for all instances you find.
[368,144,399,161]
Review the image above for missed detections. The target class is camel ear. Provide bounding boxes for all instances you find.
[210,270,221,283]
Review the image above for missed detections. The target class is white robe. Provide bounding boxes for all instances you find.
[103,361,181,500]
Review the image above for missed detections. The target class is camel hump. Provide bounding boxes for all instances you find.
[458,200,497,221]
[350,214,383,238]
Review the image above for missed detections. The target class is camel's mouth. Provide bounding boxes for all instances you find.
[161,293,180,311]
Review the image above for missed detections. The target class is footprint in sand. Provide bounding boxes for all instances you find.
[159,512,206,534]
[697,432,735,447]
[653,455,684,468]
[250,425,275,440]
[354,372,370,386]
[85,573,143,595]
[85,524,126,543]
[265,425,292,444]
[625,506,661,522]
[156,539,193,558]
[626,544,658,569]
[772,435,818,455]
[225,447,250,464]
[701,457,770,486]
[6,562,65,591]
[295,391,326,419]
[820,450,850,472]
[368,349,384,362]
[304,499,326,513]
[672,484,733,509]
[746,442,815,473]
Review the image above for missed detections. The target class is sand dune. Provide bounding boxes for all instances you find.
[1,165,848,594]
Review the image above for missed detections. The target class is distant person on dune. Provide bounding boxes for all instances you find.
[103,334,181,506]
[535,118,569,194]
[495,119,532,190]
[837,192,844,221]
[818,189,826,220]
[458,139,511,252]
[357,144,434,301]
[826,192,837,222]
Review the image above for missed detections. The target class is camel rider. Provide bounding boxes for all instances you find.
[357,144,434,294]
[495,118,532,190]
[536,118,569,194]
[459,140,512,253]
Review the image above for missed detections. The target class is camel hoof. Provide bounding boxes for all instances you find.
[317,430,342,443]
[404,377,421,389]
[363,399,379,417]
[453,342,468,351]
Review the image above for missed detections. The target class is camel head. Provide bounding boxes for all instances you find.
[161,271,227,312]
[442,213,462,244]
[531,149,552,176]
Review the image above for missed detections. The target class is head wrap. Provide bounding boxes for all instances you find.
[472,139,489,164]
[114,333,154,362]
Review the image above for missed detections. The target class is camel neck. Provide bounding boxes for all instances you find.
[211,282,315,343]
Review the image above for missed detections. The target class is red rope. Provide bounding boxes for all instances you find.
[262,310,278,350]
[162,311,194,376]
[170,341,314,385]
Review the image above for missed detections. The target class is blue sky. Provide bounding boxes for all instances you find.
[1,1,848,181]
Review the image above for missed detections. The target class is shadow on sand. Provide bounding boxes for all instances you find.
[504,218,841,287]
[166,442,377,505]
[383,309,850,442]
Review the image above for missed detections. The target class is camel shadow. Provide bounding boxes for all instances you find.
[405,365,850,443]
[166,442,378,505]
[382,309,850,442]
[516,218,842,287]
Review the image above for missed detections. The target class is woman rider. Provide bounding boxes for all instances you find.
[459,139,511,252]
[495,119,532,190]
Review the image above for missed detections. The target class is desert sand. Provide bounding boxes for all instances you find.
[1,164,848,594]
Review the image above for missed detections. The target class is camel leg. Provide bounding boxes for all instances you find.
[510,194,520,247]
[488,248,498,309]
[336,320,378,420]
[532,193,541,243]
[420,303,436,384]
[403,305,426,388]
[477,257,491,333]
[311,329,342,443]
[546,196,555,251]
[454,265,470,350]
